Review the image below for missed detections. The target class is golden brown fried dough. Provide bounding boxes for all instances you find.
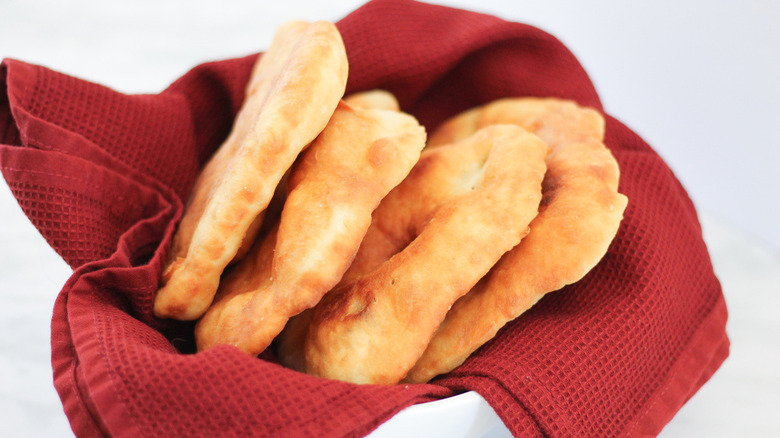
[344,89,400,111]
[154,21,348,320]
[195,101,426,354]
[191,221,281,345]
[405,101,627,384]
[282,125,547,385]
[427,97,605,149]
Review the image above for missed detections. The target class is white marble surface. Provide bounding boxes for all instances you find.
[1,1,778,436]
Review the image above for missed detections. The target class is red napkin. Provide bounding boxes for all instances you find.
[0,0,729,436]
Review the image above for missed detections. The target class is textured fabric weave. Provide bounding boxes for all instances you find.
[0,0,728,436]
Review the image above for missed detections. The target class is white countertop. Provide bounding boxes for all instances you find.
[1,1,778,436]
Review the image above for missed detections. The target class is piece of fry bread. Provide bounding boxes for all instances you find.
[406,99,627,383]
[344,89,400,111]
[284,124,547,384]
[195,100,426,354]
[427,97,604,149]
[154,21,348,320]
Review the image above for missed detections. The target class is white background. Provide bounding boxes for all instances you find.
[1,1,778,437]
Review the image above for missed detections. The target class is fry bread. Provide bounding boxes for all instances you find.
[427,97,604,149]
[405,100,628,383]
[344,89,400,111]
[283,125,547,384]
[195,101,426,354]
[154,21,348,320]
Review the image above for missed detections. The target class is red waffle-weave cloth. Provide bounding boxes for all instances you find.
[0,0,728,436]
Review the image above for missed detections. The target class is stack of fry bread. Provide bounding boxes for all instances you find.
[153,20,628,385]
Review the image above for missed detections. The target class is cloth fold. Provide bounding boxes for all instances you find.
[0,0,728,436]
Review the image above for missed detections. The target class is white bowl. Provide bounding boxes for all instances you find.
[367,391,511,438]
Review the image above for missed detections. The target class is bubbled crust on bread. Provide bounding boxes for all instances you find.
[154,21,348,320]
